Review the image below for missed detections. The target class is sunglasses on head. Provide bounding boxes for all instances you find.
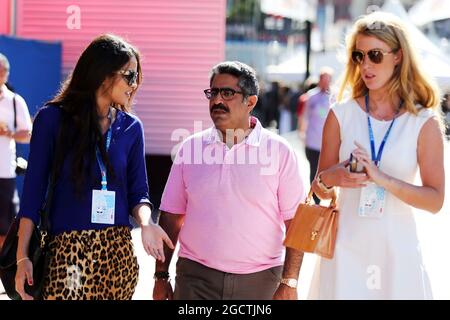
[351,49,394,65]
[117,70,138,86]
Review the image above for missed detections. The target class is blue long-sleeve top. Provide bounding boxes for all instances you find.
[17,105,152,235]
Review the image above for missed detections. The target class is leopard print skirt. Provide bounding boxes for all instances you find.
[42,226,139,300]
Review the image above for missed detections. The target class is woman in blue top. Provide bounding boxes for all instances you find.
[14,34,174,300]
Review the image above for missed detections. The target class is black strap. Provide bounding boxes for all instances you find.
[12,95,19,169]
[39,125,62,233]
[12,94,17,130]
[39,166,56,233]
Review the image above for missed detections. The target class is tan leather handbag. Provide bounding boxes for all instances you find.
[283,189,338,259]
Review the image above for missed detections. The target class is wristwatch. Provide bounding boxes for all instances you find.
[317,172,333,193]
[153,271,170,281]
[280,278,298,289]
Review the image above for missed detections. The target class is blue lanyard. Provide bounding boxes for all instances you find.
[96,109,113,191]
[365,95,401,167]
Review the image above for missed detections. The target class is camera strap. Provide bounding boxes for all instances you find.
[12,94,17,130]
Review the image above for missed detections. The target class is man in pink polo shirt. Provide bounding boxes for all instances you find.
[153,61,306,300]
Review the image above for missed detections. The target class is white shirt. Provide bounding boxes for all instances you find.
[0,85,32,178]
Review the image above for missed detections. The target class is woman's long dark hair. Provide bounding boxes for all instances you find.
[46,34,142,194]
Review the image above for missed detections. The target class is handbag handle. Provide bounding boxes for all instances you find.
[39,164,58,234]
[305,188,337,207]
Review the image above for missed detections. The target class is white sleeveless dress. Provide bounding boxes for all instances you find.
[308,99,435,300]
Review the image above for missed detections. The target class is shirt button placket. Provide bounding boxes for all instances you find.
[223,146,233,183]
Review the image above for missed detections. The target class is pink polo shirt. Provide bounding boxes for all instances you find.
[160,118,306,274]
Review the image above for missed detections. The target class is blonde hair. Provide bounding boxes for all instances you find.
[337,12,440,115]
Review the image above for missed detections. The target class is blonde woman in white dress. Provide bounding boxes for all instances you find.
[276,12,445,300]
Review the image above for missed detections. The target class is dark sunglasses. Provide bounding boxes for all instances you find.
[351,49,394,65]
[203,87,244,101]
[117,70,139,86]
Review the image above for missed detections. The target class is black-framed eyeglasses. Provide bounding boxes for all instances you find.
[203,87,244,101]
[117,70,139,86]
[351,49,394,65]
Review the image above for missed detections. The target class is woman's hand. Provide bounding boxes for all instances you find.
[15,218,36,300]
[15,258,34,300]
[320,159,369,189]
[141,224,174,263]
[352,141,388,186]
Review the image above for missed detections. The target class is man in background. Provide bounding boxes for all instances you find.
[0,53,32,250]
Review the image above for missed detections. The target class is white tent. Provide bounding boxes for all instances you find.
[265,50,343,83]
[260,0,317,22]
[381,0,450,89]
[409,0,450,26]
[265,0,450,89]
[265,50,307,82]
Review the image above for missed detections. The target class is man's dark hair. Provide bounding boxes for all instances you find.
[209,61,259,98]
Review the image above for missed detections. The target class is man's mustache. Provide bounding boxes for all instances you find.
[210,104,230,113]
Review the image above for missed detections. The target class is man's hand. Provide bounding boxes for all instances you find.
[273,284,298,300]
[153,278,174,300]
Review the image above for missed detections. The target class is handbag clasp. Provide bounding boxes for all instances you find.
[40,231,48,249]
[311,230,319,240]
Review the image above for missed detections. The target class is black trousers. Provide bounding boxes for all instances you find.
[305,147,321,204]
[0,178,18,235]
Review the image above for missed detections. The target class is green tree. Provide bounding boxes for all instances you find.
[227,0,260,24]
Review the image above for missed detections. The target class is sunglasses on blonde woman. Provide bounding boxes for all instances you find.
[351,49,394,65]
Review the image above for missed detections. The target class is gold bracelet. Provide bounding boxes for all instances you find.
[317,172,334,193]
[16,257,30,265]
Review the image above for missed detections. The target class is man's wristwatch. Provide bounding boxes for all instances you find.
[280,278,298,289]
[154,271,170,281]
[317,172,333,193]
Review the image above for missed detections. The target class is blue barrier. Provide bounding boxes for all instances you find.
[0,35,62,197]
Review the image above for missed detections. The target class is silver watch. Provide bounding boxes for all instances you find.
[280,278,298,288]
